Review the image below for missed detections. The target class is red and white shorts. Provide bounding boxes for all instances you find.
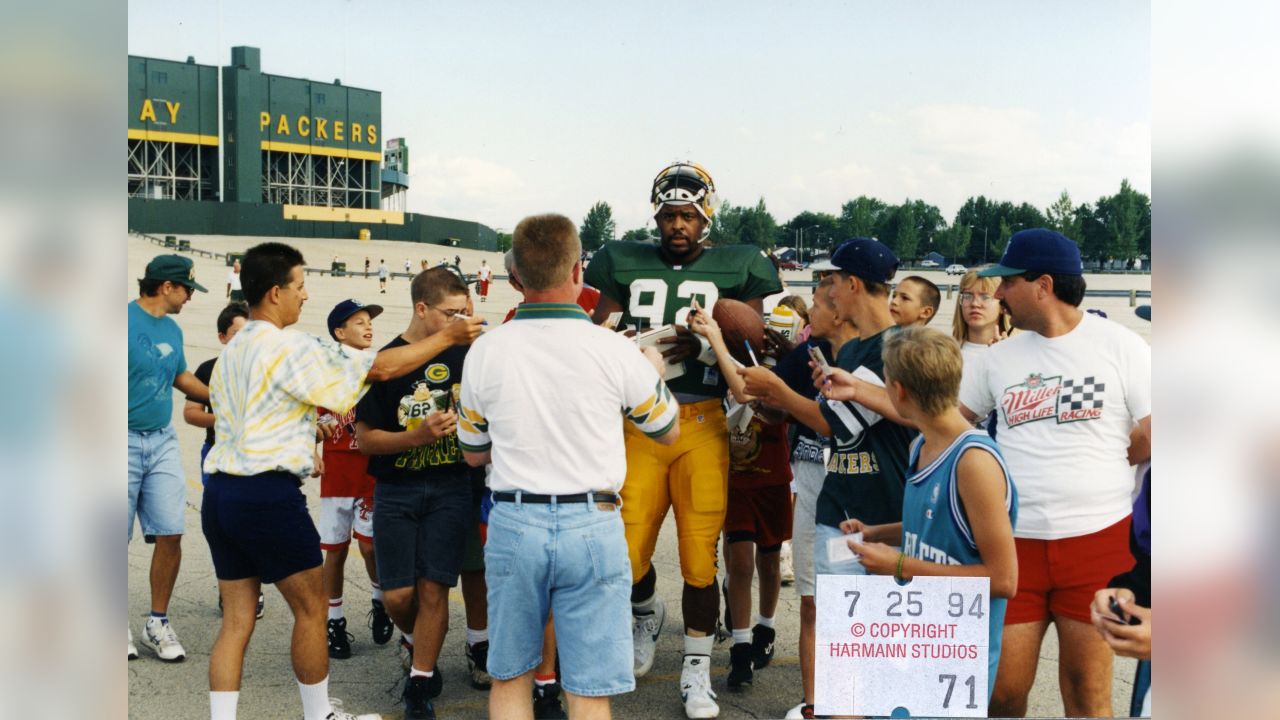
[318,496,374,550]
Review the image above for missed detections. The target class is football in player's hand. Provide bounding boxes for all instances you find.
[712,299,766,366]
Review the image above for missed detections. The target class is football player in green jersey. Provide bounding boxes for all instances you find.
[585,162,781,717]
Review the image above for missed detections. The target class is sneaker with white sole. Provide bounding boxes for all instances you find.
[632,598,666,678]
[128,627,138,661]
[256,592,265,619]
[142,617,186,662]
[779,541,795,585]
[680,654,720,718]
[322,697,381,720]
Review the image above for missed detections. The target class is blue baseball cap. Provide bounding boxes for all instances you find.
[977,228,1083,277]
[327,299,383,339]
[1135,304,1151,321]
[828,237,899,284]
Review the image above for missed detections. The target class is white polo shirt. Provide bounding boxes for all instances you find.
[457,303,678,495]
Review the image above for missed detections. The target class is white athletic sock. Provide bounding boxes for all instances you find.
[297,677,331,720]
[684,634,715,657]
[754,613,775,629]
[210,691,239,720]
[327,598,343,621]
[410,667,435,679]
[632,594,657,616]
[466,627,488,646]
[731,628,751,644]
[371,583,383,603]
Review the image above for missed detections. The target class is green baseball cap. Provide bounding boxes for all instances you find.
[144,254,208,293]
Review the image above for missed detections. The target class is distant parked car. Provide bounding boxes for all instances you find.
[920,260,940,268]
[779,259,805,270]
[945,263,967,275]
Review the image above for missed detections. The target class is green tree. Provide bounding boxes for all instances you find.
[938,223,972,263]
[839,196,887,238]
[619,227,655,244]
[781,210,840,258]
[1108,179,1143,264]
[579,201,616,251]
[738,198,779,250]
[894,201,920,259]
[1046,190,1082,241]
[495,232,513,253]
[709,200,744,245]
[996,218,1013,257]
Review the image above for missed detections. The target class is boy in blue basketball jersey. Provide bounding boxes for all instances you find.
[828,327,1018,698]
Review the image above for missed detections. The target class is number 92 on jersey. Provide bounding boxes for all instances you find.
[815,574,991,718]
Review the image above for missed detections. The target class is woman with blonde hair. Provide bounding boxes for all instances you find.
[952,267,1013,368]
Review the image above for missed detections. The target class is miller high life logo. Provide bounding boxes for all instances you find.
[1000,373,1106,428]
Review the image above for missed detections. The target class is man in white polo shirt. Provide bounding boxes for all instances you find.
[959,229,1152,717]
[459,213,680,720]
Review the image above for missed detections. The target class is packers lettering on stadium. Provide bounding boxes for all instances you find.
[258,112,378,145]
[136,100,378,146]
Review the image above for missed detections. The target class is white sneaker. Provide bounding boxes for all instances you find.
[680,654,720,718]
[779,541,795,585]
[128,627,138,661]
[142,617,186,662]
[632,598,666,677]
[784,701,814,719]
[324,697,381,720]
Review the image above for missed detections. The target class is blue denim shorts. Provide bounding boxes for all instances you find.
[485,495,635,697]
[814,522,871,576]
[373,473,473,590]
[128,426,187,540]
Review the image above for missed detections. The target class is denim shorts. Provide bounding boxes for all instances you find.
[201,471,322,584]
[373,473,472,590]
[128,426,187,540]
[814,522,871,576]
[486,495,635,697]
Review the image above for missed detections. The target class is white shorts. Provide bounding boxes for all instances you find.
[791,455,825,597]
[319,496,374,550]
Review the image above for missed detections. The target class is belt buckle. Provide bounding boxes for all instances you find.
[595,501,616,511]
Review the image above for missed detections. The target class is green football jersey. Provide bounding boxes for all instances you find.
[584,241,782,398]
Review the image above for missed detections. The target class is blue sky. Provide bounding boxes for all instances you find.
[128,0,1150,233]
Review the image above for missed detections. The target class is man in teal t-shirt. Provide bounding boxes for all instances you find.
[127,254,209,664]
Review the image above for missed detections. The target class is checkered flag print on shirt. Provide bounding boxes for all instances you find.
[1057,376,1105,412]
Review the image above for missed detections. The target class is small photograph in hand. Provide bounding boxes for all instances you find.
[1107,596,1142,625]
[809,345,834,376]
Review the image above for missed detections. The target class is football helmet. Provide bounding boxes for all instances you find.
[650,162,719,224]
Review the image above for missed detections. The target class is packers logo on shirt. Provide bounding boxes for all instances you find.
[425,363,450,382]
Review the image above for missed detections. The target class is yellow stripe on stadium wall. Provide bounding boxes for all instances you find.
[261,140,382,162]
[282,205,405,225]
[128,128,220,146]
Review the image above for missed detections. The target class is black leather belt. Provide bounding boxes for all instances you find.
[491,491,619,505]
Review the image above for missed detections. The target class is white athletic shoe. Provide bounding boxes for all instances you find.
[322,697,381,720]
[142,617,186,662]
[680,654,720,719]
[632,598,666,678]
[784,701,814,719]
[128,627,138,661]
[779,541,795,585]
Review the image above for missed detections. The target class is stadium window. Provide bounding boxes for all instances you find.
[151,71,168,84]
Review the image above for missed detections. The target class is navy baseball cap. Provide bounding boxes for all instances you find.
[828,237,899,284]
[327,299,383,339]
[977,228,1083,277]
[1135,304,1151,321]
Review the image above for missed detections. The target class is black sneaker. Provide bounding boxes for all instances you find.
[466,640,493,690]
[751,624,776,669]
[402,676,437,720]
[532,681,568,719]
[727,642,754,690]
[327,618,353,659]
[368,599,393,645]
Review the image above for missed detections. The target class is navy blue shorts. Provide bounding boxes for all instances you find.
[373,472,472,590]
[202,471,322,584]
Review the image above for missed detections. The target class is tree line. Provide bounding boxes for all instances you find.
[561,180,1150,265]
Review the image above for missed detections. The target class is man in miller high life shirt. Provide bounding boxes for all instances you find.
[959,229,1151,718]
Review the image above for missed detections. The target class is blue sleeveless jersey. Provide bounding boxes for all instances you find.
[902,430,1018,697]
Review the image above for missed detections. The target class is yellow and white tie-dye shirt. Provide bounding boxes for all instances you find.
[205,320,375,478]
[457,303,678,495]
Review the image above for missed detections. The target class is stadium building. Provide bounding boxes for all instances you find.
[128,46,496,249]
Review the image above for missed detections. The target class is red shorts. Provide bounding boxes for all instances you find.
[1005,515,1133,625]
[478,279,490,296]
[723,483,793,551]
